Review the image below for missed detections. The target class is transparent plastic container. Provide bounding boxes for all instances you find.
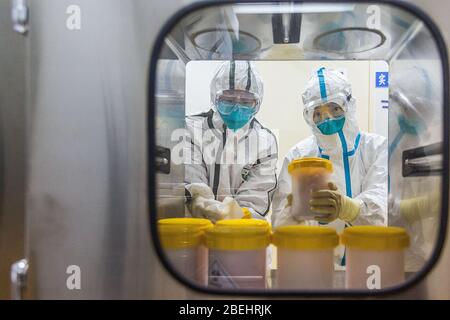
[206,219,271,289]
[272,226,339,289]
[288,157,333,219]
[341,226,410,289]
[158,218,213,286]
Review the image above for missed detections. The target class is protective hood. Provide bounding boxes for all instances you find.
[210,60,264,112]
[302,67,359,155]
[389,65,439,149]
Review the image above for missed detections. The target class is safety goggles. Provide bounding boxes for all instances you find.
[303,92,350,125]
[216,89,260,115]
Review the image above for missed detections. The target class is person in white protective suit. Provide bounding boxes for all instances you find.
[388,65,441,272]
[184,61,278,223]
[271,67,388,264]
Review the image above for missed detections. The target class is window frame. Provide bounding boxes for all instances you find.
[147,0,450,297]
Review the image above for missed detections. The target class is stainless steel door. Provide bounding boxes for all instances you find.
[24,0,199,299]
[0,0,27,300]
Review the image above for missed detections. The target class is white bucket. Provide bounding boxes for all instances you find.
[341,226,410,289]
[206,219,271,289]
[158,218,213,286]
[273,225,338,289]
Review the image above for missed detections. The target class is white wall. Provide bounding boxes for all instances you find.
[186,60,380,170]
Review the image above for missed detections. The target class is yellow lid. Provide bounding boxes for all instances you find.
[158,218,213,249]
[158,218,213,231]
[272,226,339,250]
[206,219,271,251]
[288,157,333,174]
[341,226,410,251]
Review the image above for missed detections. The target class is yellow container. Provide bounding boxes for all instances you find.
[341,226,410,251]
[272,226,338,289]
[288,157,333,219]
[273,225,339,250]
[288,157,333,174]
[206,219,271,251]
[341,226,410,289]
[206,219,271,289]
[158,218,213,286]
[158,218,213,249]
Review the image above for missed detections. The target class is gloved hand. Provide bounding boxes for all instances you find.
[310,182,361,223]
[187,183,215,201]
[191,196,228,223]
[221,197,246,220]
[400,191,440,225]
[187,183,246,223]
[241,207,252,219]
[192,196,246,223]
[187,183,221,221]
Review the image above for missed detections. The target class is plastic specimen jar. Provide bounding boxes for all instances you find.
[341,226,410,289]
[158,218,213,286]
[206,219,271,289]
[272,226,339,289]
[288,157,333,219]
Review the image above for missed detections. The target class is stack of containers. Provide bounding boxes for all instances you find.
[272,225,339,289]
[158,218,213,286]
[341,226,410,289]
[206,219,271,289]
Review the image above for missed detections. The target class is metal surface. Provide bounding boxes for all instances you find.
[402,143,443,177]
[11,0,28,35]
[0,0,26,300]
[10,259,28,300]
[24,0,199,299]
[0,0,448,299]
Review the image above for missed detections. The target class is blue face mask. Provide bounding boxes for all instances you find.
[217,101,256,131]
[317,116,345,135]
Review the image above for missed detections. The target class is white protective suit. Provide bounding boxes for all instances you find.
[388,65,441,272]
[272,68,388,248]
[184,61,278,219]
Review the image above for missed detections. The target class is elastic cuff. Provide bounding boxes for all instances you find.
[400,197,423,224]
[340,197,362,223]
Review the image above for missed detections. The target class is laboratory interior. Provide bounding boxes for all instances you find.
[154,2,446,293]
[1,0,450,300]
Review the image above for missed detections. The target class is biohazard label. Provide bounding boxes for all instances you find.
[208,259,238,289]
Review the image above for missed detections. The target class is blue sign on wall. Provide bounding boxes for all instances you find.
[375,72,389,88]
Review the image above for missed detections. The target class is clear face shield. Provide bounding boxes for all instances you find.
[303,92,350,135]
[215,89,260,114]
